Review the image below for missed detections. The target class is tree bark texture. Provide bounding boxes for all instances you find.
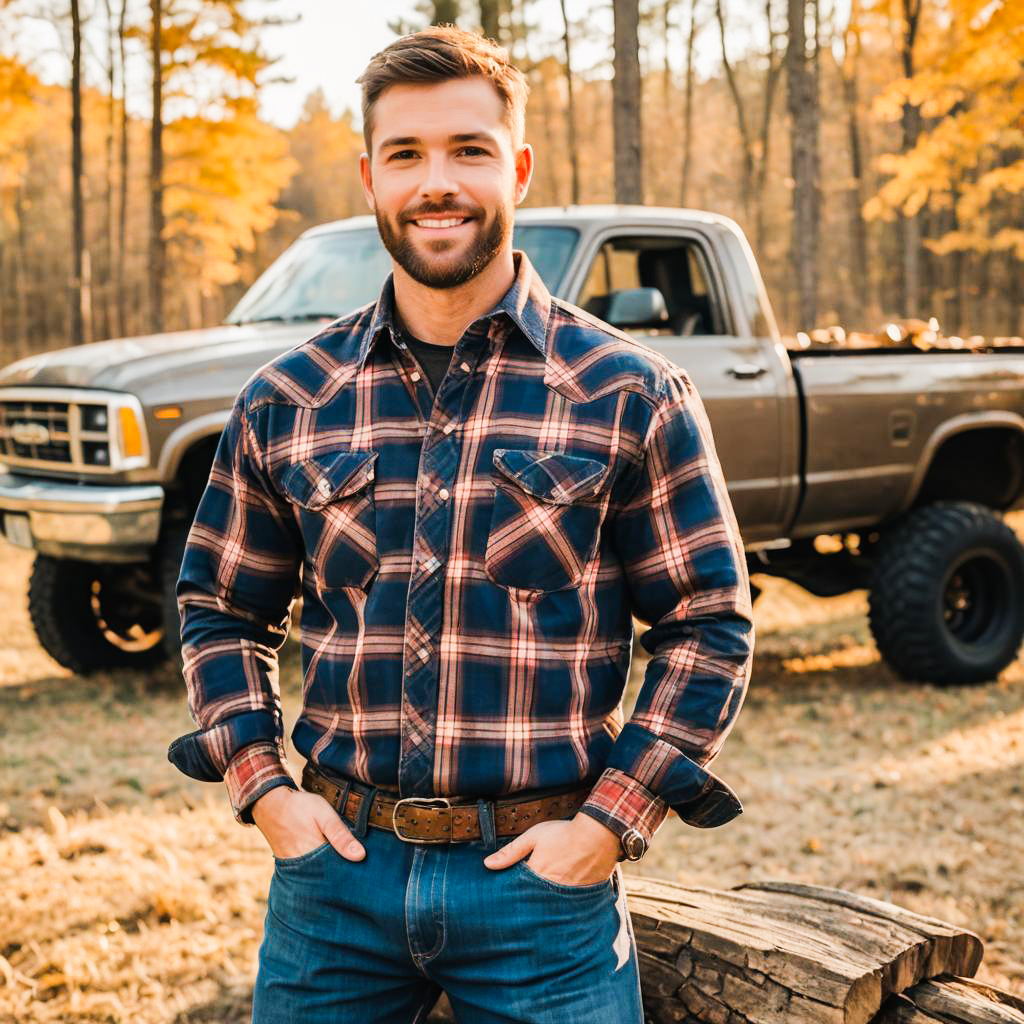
[680,0,697,206]
[70,0,85,346]
[785,0,821,329]
[149,0,164,334]
[900,0,922,316]
[117,0,129,339]
[613,0,644,205]
[559,0,580,204]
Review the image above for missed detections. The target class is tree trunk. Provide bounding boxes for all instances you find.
[786,0,821,329]
[479,0,500,40]
[70,0,85,346]
[754,0,784,256]
[900,0,922,316]
[558,0,580,204]
[117,0,130,339]
[432,0,460,25]
[149,0,164,334]
[840,0,871,322]
[680,0,697,206]
[716,0,754,226]
[613,0,643,204]
[102,0,115,343]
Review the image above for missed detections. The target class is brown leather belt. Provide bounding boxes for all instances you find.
[301,763,591,844]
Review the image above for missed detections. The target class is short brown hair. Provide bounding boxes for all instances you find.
[357,26,529,153]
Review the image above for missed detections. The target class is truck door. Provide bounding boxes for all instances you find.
[566,229,794,543]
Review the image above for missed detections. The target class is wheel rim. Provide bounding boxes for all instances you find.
[939,547,1017,652]
[89,566,165,654]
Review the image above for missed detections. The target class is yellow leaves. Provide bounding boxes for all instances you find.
[866,0,1024,237]
[164,109,297,290]
[0,56,41,193]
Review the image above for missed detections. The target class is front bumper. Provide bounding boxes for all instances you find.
[0,470,164,563]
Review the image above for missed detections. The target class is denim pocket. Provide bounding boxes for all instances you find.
[513,859,614,897]
[273,840,333,869]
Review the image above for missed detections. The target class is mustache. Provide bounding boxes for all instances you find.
[400,203,482,223]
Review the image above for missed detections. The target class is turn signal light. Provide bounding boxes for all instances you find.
[118,406,143,458]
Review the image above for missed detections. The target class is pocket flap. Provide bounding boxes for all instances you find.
[281,449,377,510]
[492,449,609,505]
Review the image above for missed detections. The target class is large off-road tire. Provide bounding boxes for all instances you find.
[28,555,168,675]
[868,501,1024,685]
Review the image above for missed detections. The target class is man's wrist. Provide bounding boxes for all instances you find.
[249,780,297,829]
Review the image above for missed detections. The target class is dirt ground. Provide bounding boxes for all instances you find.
[2,517,1023,1022]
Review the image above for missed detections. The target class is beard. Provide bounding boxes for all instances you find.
[375,200,509,290]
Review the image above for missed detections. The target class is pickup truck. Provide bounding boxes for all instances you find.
[1,205,1022,685]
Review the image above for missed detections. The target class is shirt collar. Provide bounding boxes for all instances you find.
[360,249,551,368]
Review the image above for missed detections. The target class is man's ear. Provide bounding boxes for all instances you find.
[359,153,376,212]
[513,142,534,206]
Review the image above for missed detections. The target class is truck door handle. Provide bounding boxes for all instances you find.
[728,362,768,379]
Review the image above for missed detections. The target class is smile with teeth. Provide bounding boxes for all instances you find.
[412,216,471,228]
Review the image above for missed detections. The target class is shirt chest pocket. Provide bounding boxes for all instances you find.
[280,449,379,591]
[485,449,611,593]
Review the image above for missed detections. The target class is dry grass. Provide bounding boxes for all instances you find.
[2,516,1023,1022]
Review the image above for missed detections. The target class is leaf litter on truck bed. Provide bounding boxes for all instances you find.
[1,514,1023,1021]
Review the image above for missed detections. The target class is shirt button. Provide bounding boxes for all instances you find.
[317,478,331,497]
[439,487,450,501]
[459,361,470,373]
[442,422,455,435]
[418,646,429,661]
[410,370,421,382]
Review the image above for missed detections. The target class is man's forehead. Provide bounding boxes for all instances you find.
[373,78,508,139]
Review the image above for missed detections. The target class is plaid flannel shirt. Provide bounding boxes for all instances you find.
[167,251,755,849]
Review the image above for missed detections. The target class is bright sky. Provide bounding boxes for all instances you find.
[256,0,610,128]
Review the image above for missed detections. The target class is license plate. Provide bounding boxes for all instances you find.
[3,513,33,549]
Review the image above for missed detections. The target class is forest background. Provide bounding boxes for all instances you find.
[0,0,1021,364]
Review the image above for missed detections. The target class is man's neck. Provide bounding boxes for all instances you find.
[392,248,516,347]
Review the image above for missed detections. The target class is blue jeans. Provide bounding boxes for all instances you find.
[252,822,645,1023]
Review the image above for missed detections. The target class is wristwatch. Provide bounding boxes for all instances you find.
[619,827,648,862]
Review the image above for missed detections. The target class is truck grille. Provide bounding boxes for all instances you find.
[0,399,74,463]
[0,388,142,474]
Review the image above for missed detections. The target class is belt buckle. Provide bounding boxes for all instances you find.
[392,796,453,843]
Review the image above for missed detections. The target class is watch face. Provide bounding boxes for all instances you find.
[622,828,646,861]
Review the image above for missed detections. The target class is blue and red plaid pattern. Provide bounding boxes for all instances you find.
[167,251,755,848]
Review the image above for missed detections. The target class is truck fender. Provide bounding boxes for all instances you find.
[899,411,1024,514]
[156,410,233,482]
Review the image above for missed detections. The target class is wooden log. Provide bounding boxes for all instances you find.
[625,876,982,1024]
[875,976,1024,1022]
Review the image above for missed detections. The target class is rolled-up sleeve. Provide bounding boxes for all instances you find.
[579,365,755,847]
[166,388,303,823]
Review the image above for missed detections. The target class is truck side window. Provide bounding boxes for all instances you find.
[578,236,720,336]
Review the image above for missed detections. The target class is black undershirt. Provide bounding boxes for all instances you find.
[401,330,456,396]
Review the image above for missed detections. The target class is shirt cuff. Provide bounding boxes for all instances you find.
[577,767,669,850]
[224,741,297,825]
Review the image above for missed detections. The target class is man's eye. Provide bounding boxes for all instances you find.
[390,150,418,160]
[459,146,488,157]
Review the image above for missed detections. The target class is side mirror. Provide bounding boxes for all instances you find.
[604,288,670,329]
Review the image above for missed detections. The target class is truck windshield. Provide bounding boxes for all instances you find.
[226,224,579,325]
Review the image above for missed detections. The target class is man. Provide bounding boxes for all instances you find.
[168,25,754,1024]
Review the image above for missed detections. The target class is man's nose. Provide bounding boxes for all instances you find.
[419,153,459,201]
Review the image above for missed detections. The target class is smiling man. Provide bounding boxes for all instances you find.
[169,25,754,1024]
